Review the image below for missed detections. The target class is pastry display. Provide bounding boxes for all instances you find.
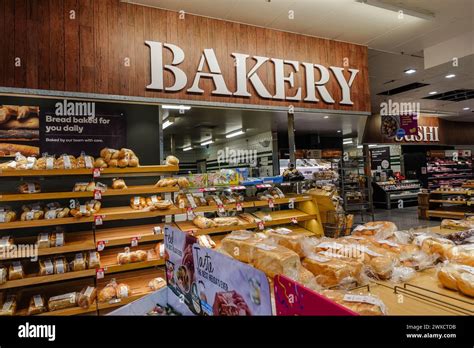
[111,178,127,189]
[48,292,78,311]
[27,294,47,315]
[18,182,41,193]
[78,286,97,308]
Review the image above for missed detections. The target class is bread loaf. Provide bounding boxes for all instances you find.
[302,255,363,288]
[0,295,17,316]
[446,245,474,266]
[48,292,78,311]
[250,242,300,279]
[78,286,97,308]
[193,215,217,229]
[112,178,127,189]
[9,261,24,280]
[38,259,54,276]
[165,155,179,165]
[352,221,397,236]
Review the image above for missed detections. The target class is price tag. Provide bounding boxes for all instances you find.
[93,168,101,178]
[188,230,196,236]
[94,215,104,226]
[96,240,106,251]
[288,198,295,209]
[96,268,105,279]
[93,189,102,200]
[236,202,243,212]
[290,217,298,224]
[257,221,265,230]
[186,207,195,219]
[131,236,139,247]
[231,186,246,190]
[205,187,216,192]
[218,204,225,213]
[268,198,274,208]
[198,188,205,192]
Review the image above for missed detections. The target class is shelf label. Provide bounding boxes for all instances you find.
[96,240,106,251]
[96,268,105,279]
[257,221,265,230]
[93,168,101,178]
[236,202,243,212]
[186,207,195,219]
[217,204,225,213]
[131,236,139,247]
[94,214,104,226]
[290,217,298,224]
[288,198,295,209]
[206,187,216,192]
[93,189,102,200]
[268,198,274,208]
[256,184,272,189]
[231,186,246,190]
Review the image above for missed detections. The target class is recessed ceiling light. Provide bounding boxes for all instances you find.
[404,68,417,74]
[337,130,341,133]
[183,146,192,151]
[428,91,437,95]
[162,104,191,110]
[463,107,470,111]
[226,129,245,138]
[445,74,456,78]
[324,116,329,119]
[201,139,214,146]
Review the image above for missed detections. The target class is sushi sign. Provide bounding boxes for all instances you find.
[146,41,360,106]
[395,126,440,142]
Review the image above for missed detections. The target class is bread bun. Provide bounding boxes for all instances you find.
[438,265,459,290]
[457,273,474,297]
[178,177,190,188]
[165,155,179,165]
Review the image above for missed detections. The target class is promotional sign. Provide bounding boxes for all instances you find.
[274,275,357,316]
[163,225,200,315]
[370,146,391,170]
[40,99,126,156]
[192,244,272,316]
[399,113,418,136]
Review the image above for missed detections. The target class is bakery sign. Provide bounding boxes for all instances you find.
[146,41,359,106]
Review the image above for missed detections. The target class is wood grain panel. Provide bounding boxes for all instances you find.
[0,0,5,86]
[0,0,370,113]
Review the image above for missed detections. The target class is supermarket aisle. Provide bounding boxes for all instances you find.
[372,206,440,230]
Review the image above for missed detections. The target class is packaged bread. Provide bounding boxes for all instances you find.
[446,245,474,266]
[153,199,173,211]
[100,148,119,162]
[0,295,17,316]
[0,266,7,284]
[112,178,127,189]
[9,261,24,280]
[177,177,190,189]
[368,256,398,280]
[250,242,301,279]
[130,196,146,210]
[78,286,97,308]
[302,254,363,288]
[18,182,41,194]
[213,217,242,226]
[70,200,101,218]
[70,253,87,271]
[457,272,474,297]
[352,221,398,236]
[50,230,65,247]
[48,292,78,311]
[321,290,386,315]
[438,263,474,296]
[220,230,264,263]
[76,153,94,169]
[33,154,54,170]
[117,247,135,265]
[27,294,47,315]
[0,235,13,249]
[44,204,70,220]
[155,178,178,188]
[264,228,307,256]
[414,235,455,260]
[197,235,216,249]
[148,277,166,291]
[37,233,50,249]
[53,256,69,274]
[192,215,217,229]
[73,182,96,192]
[135,250,148,262]
[145,195,161,207]
[20,209,44,221]
[116,283,131,299]
[295,266,318,290]
[98,279,118,302]
[87,251,100,269]
[165,155,179,166]
[237,213,256,225]
[54,154,77,169]
[38,258,54,276]
[441,219,474,230]
[0,210,16,223]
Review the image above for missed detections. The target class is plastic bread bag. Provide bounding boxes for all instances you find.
[33,153,55,170]
[148,277,166,291]
[78,286,97,308]
[0,266,7,284]
[389,266,417,283]
[352,221,398,236]
[117,247,133,265]
[76,152,95,169]
[0,295,17,316]
[365,255,399,281]
[220,230,265,262]
[27,294,47,315]
[38,258,54,276]
[116,283,131,299]
[445,244,474,267]
[18,182,41,194]
[264,227,307,256]
[0,209,16,223]
[55,154,77,169]
[36,233,50,249]
[437,262,474,296]
[321,290,387,315]
[0,235,13,250]
[9,261,24,280]
[50,229,65,247]
[86,251,100,269]
[399,249,439,271]
[130,196,147,210]
[413,233,455,260]
[446,229,474,245]
[53,256,69,274]
[48,292,78,311]
[248,240,301,279]
[98,279,118,302]
[70,252,86,272]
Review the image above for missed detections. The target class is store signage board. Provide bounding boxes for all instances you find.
[370,146,391,170]
[274,275,357,316]
[163,225,200,315]
[192,244,272,316]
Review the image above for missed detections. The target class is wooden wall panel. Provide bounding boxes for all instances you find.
[0,0,370,113]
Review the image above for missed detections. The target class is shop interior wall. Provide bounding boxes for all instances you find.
[278,132,343,158]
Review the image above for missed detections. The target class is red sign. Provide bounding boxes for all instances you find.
[274,275,357,316]
[93,168,101,178]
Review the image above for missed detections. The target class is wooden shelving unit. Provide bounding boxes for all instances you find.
[95,223,166,247]
[0,269,96,290]
[427,184,474,219]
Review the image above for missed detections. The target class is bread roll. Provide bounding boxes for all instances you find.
[457,273,474,297]
[438,265,459,290]
[112,178,127,189]
[446,245,474,266]
[165,155,179,165]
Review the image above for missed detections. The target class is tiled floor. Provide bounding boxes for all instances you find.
[353,206,440,230]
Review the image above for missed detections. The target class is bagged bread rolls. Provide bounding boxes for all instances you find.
[70,200,101,218]
[27,294,47,315]
[54,257,69,274]
[0,295,17,316]
[130,196,147,210]
[9,261,24,280]
[18,182,41,194]
[55,155,77,169]
[70,253,87,271]
[93,157,108,168]
[192,215,217,229]
[112,178,127,189]
[87,251,100,269]
[148,277,166,291]
[78,286,97,308]
[98,280,118,303]
[352,221,398,236]
[446,245,474,266]
[38,259,54,276]
[76,153,95,169]
[48,292,78,311]
[417,236,455,260]
[0,210,16,223]
[21,209,44,221]
[165,155,179,166]
[457,273,474,297]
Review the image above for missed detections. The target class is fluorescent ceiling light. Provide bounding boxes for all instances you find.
[201,139,214,146]
[162,104,191,110]
[369,144,377,148]
[428,91,438,95]
[404,68,416,74]
[226,129,245,138]
[183,146,192,151]
[355,0,435,21]
[463,107,470,111]
[445,74,456,78]
[324,116,329,119]
[163,117,174,129]
[357,145,363,149]
[343,139,353,144]
[337,130,341,133]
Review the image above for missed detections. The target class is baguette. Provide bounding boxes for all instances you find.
[0,143,39,156]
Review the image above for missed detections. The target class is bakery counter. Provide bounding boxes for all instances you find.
[95,223,169,248]
[0,185,179,202]
[0,164,179,177]
[0,231,95,261]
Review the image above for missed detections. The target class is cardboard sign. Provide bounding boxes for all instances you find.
[274,275,357,316]
[192,244,272,316]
